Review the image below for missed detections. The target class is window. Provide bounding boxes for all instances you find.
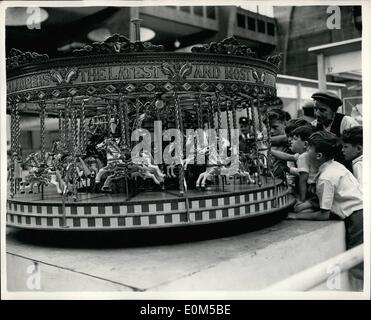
[257,19,265,33]
[237,13,246,28]
[247,17,256,31]
[267,22,275,36]
[206,6,216,19]
[194,6,203,16]
[180,6,190,13]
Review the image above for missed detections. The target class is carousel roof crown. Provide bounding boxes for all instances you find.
[6,33,281,71]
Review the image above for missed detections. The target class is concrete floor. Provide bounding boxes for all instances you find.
[6,219,346,292]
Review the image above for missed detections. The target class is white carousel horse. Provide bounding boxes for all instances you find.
[100,155,156,192]
[195,136,255,189]
[220,157,256,183]
[135,149,165,182]
[95,137,124,184]
[100,151,166,192]
[195,136,228,189]
[165,133,196,178]
[95,138,165,191]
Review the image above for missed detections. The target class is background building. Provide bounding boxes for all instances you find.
[274,5,362,116]
[6,5,362,156]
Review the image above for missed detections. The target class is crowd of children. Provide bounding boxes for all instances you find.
[265,91,364,287]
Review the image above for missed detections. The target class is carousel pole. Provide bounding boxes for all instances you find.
[14,101,21,193]
[80,99,86,155]
[107,101,112,139]
[248,98,262,187]
[256,96,268,182]
[118,97,127,149]
[231,98,237,130]
[262,97,277,207]
[124,98,132,195]
[72,102,79,201]
[216,94,222,137]
[59,109,64,147]
[9,99,15,198]
[231,99,238,189]
[226,100,232,150]
[173,91,190,222]
[206,97,214,129]
[256,97,264,132]
[196,97,203,165]
[124,99,130,149]
[215,93,224,190]
[61,98,72,226]
[40,101,46,161]
[118,95,129,199]
[224,99,233,187]
[39,100,46,200]
[173,92,185,196]
[65,98,71,152]
[79,99,89,193]
[196,95,203,129]
[210,97,216,129]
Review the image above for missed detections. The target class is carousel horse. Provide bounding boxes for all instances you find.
[20,151,63,194]
[95,138,165,191]
[220,156,256,183]
[123,149,165,186]
[60,158,82,200]
[99,151,150,192]
[195,136,228,190]
[50,140,94,194]
[42,154,88,200]
[100,150,165,192]
[94,137,123,184]
[165,134,195,178]
[134,149,166,182]
[166,156,194,178]
[195,136,255,189]
[83,156,104,179]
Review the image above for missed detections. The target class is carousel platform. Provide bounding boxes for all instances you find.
[6,220,347,292]
[6,178,294,231]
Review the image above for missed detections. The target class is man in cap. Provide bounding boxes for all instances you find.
[311,91,359,168]
[311,91,358,137]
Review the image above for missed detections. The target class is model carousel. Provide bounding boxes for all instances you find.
[6,22,294,231]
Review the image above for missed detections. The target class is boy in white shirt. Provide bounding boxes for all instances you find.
[342,126,363,187]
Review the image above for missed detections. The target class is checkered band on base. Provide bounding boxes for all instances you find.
[7,183,294,230]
